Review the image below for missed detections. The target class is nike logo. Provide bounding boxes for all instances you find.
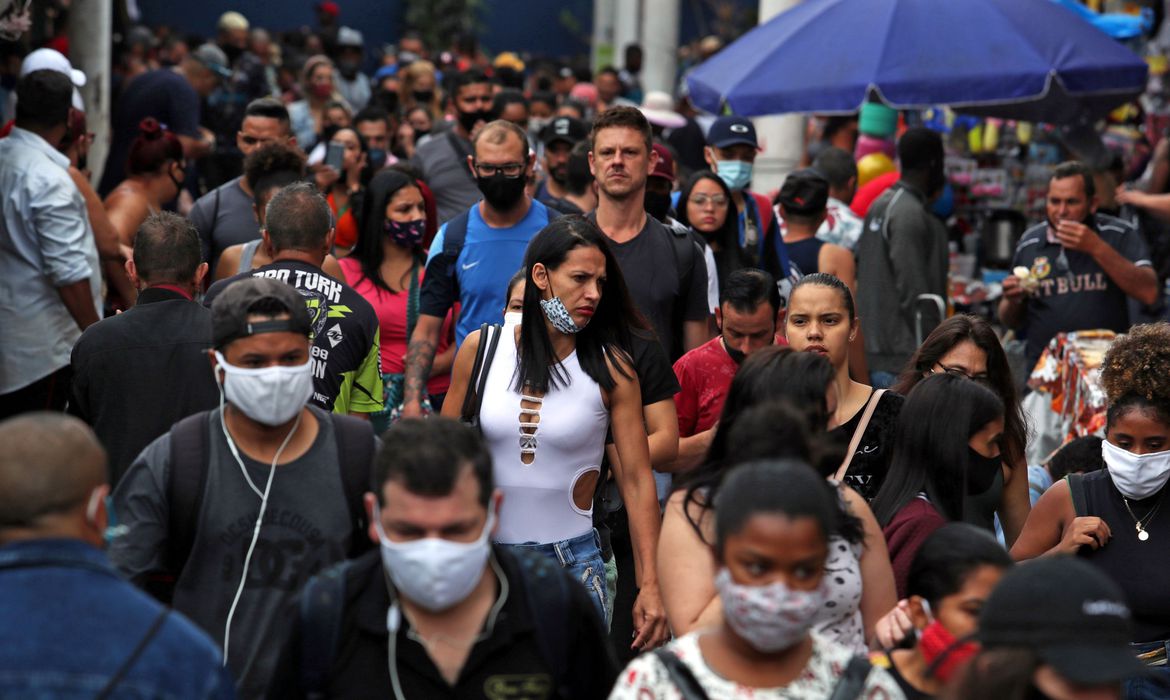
[461,261,480,271]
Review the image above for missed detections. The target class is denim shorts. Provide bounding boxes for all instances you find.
[1127,640,1170,700]
[501,529,610,629]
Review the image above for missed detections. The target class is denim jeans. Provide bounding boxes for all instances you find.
[502,529,610,628]
[1126,640,1170,700]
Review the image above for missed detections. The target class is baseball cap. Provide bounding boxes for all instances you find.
[640,91,686,130]
[541,116,588,147]
[217,11,249,33]
[650,143,675,182]
[978,557,1148,685]
[315,1,341,17]
[192,43,232,79]
[337,27,364,48]
[373,64,399,81]
[493,51,525,73]
[211,277,312,349]
[20,48,85,111]
[707,115,757,149]
[777,169,829,215]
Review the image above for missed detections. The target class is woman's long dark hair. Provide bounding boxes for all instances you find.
[353,169,422,294]
[871,373,1005,527]
[676,170,750,289]
[941,649,1042,700]
[516,216,646,393]
[893,314,1028,468]
[678,346,863,545]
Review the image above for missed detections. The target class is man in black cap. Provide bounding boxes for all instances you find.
[109,276,377,698]
[776,168,855,289]
[965,557,1151,696]
[535,115,588,212]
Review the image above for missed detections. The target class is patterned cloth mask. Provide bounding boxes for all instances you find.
[539,280,585,334]
[715,568,825,652]
[384,218,425,248]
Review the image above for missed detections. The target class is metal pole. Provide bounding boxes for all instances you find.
[593,0,617,73]
[67,0,112,185]
[612,0,641,71]
[751,0,803,195]
[640,0,679,94]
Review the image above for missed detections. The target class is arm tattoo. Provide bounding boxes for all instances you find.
[404,338,437,402]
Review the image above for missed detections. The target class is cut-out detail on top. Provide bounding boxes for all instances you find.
[519,393,544,465]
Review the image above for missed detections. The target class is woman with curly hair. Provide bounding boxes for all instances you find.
[1012,322,1170,698]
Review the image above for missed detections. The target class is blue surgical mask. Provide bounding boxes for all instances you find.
[717,160,753,192]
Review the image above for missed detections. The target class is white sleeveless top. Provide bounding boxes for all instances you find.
[479,330,610,544]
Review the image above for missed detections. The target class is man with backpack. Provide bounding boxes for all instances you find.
[108,277,377,698]
[266,417,618,699]
[401,119,556,418]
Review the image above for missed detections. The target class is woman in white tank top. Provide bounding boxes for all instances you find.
[443,217,663,631]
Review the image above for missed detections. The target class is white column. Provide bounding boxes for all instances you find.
[612,0,641,71]
[592,0,617,73]
[67,0,112,184]
[751,0,804,194]
[640,0,679,94]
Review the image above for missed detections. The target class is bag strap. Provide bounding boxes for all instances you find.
[298,560,353,698]
[405,257,421,340]
[666,222,698,359]
[330,414,375,557]
[460,324,502,424]
[94,608,169,700]
[158,411,212,603]
[653,648,710,700]
[834,389,887,483]
[828,655,874,700]
[1067,473,1088,517]
[442,211,472,258]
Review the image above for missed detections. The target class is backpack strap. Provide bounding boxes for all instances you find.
[512,549,573,697]
[298,559,354,699]
[329,413,375,557]
[442,211,472,258]
[666,221,698,358]
[652,648,710,700]
[1067,473,1088,518]
[828,655,874,700]
[834,389,887,482]
[158,410,212,603]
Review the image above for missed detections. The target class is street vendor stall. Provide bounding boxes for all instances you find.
[1023,330,1116,465]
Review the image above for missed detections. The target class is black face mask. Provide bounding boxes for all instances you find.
[477,172,527,211]
[966,447,1002,495]
[458,108,492,134]
[644,190,673,223]
[413,89,435,104]
[338,60,360,80]
[221,43,243,64]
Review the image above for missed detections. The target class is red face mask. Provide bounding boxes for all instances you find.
[920,619,979,682]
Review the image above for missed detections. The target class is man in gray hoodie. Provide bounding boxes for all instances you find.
[855,128,949,386]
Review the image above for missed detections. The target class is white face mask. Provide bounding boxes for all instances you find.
[375,507,495,612]
[215,351,314,426]
[503,311,523,327]
[714,567,824,653]
[1103,440,1170,500]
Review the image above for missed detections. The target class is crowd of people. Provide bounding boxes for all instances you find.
[4,9,1170,700]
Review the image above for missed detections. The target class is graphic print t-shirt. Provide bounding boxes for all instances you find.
[204,260,383,414]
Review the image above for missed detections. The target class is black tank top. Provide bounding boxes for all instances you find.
[786,236,825,277]
[1079,469,1170,642]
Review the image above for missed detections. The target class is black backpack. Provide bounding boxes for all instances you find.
[297,548,576,699]
[146,410,374,603]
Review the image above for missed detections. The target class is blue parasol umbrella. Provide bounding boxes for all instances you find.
[686,0,1149,124]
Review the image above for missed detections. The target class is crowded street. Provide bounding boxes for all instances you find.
[2,0,1170,697]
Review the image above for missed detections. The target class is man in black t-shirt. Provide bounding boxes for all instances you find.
[204,183,382,418]
[99,45,229,195]
[1000,162,1159,366]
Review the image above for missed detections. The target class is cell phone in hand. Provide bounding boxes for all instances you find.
[324,141,345,172]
